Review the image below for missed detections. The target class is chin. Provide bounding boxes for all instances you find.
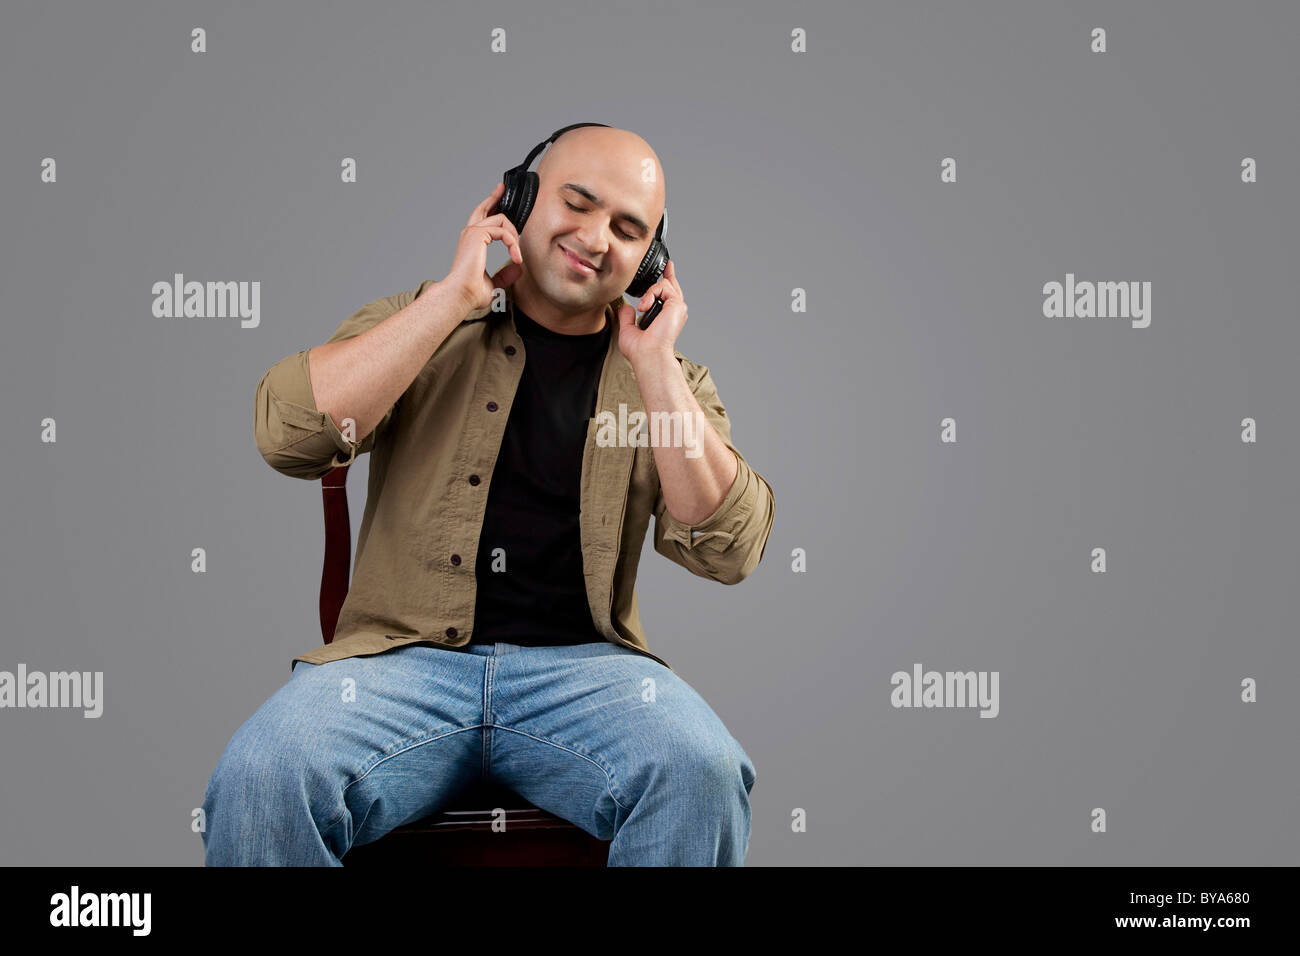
[534,277,585,308]
[546,272,608,304]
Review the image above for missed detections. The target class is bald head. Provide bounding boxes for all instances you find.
[536,126,666,235]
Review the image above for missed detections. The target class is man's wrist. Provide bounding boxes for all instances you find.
[426,278,476,324]
[630,346,679,377]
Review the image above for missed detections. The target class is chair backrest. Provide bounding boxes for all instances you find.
[319,464,353,644]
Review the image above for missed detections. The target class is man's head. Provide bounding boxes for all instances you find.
[511,125,666,332]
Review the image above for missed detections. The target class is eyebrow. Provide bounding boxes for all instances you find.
[561,183,652,236]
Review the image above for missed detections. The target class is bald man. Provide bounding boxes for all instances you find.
[205,124,775,867]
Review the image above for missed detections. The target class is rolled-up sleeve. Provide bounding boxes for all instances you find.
[652,358,775,585]
[253,287,422,481]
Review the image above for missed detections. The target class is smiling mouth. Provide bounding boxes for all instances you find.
[560,245,599,274]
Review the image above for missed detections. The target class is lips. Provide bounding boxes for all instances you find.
[560,245,599,274]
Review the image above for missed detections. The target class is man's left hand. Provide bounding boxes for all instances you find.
[617,259,686,366]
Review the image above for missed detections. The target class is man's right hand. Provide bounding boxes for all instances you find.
[442,182,524,315]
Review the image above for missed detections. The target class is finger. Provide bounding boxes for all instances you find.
[482,214,523,262]
[472,213,522,247]
[663,260,681,295]
[468,189,494,227]
[637,278,675,308]
[477,212,520,234]
[470,223,524,264]
[616,301,636,330]
[468,183,506,228]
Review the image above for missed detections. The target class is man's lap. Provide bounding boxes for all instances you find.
[260,641,752,821]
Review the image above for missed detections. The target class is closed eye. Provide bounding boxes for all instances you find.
[564,201,637,241]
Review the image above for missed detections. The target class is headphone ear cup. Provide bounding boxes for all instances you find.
[501,169,538,234]
[626,240,669,298]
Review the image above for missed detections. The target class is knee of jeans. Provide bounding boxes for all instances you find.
[681,737,756,795]
[209,728,320,803]
[735,745,756,794]
[738,751,756,794]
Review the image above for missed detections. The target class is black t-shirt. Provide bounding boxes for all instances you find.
[470,304,613,647]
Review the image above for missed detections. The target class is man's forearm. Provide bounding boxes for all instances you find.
[632,349,739,526]
[308,282,469,441]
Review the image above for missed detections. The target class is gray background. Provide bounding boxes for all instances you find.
[1,0,1296,866]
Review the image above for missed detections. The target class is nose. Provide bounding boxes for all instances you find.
[573,220,609,259]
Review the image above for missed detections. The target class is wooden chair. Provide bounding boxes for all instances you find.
[317,463,610,866]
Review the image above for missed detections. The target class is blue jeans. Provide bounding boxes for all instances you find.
[200,641,756,866]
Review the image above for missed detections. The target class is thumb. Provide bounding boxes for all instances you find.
[491,261,522,289]
[617,301,637,332]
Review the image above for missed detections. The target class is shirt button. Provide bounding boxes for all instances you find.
[504,345,516,355]
[486,401,498,412]
[445,627,458,638]
[450,554,461,565]
[468,474,480,485]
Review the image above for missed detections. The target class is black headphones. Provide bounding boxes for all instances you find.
[500,122,670,329]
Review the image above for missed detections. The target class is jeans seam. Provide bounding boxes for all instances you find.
[482,656,494,783]
[320,724,486,835]
[491,724,632,812]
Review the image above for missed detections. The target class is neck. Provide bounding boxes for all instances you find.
[511,272,609,335]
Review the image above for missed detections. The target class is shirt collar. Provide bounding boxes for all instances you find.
[464,289,626,337]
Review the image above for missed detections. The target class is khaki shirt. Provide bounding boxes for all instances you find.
[254,280,776,673]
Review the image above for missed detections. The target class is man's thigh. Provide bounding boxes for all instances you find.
[217,644,490,848]
[484,642,756,837]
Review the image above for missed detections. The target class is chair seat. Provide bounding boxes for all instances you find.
[342,780,611,867]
